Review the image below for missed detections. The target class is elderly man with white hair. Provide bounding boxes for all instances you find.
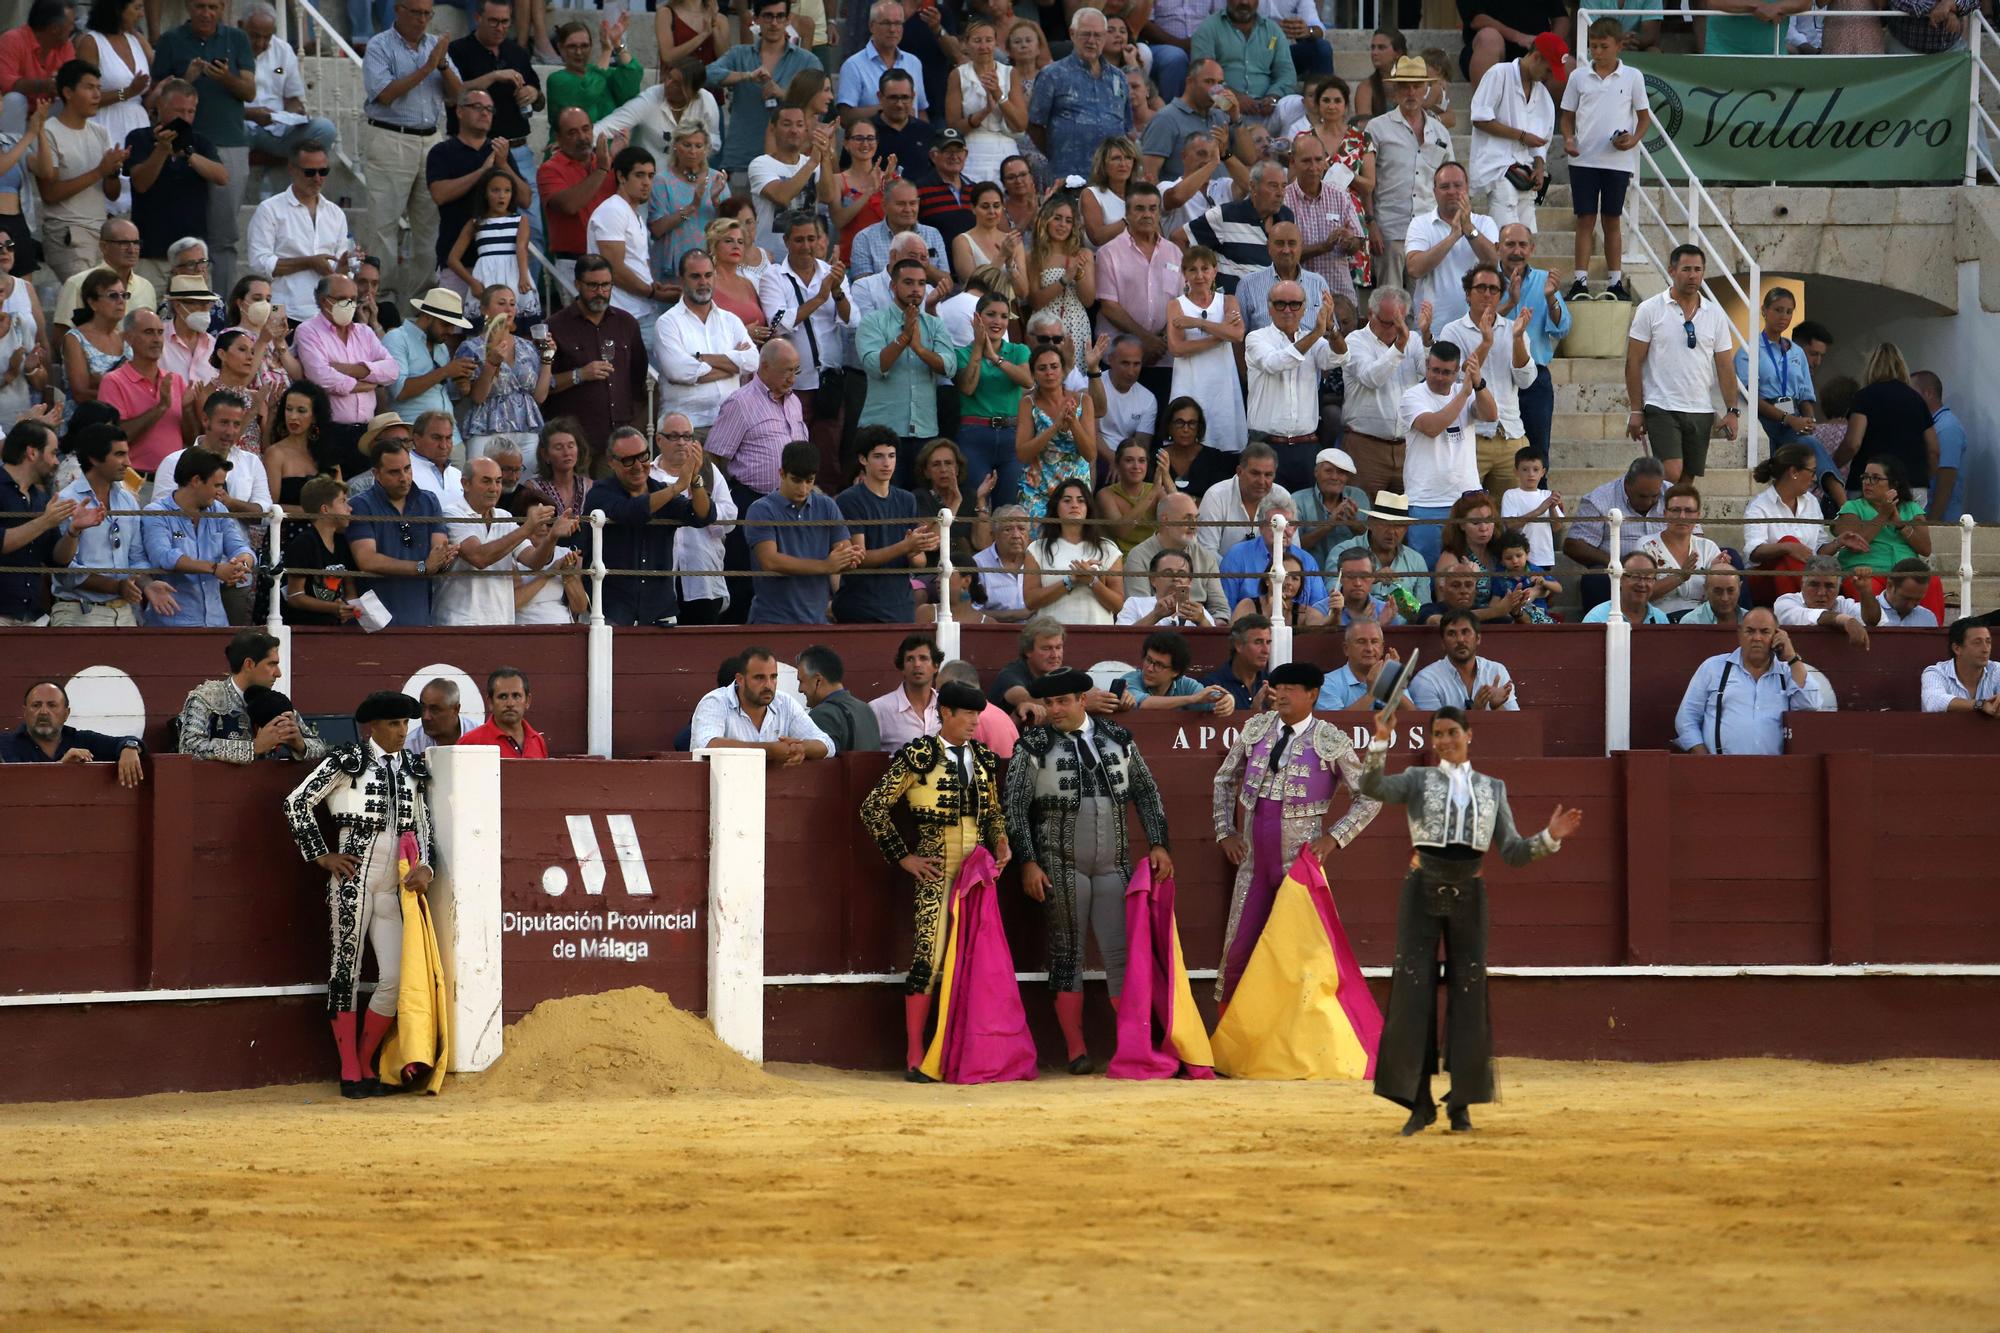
[1029,6,1133,180]
[241,2,339,170]
[1340,284,1428,497]
[436,455,562,627]
[1217,490,1329,613]
[1244,277,1346,491]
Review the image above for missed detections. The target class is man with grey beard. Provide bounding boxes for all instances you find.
[543,254,648,445]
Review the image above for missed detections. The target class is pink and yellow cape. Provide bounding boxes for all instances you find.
[918,847,1038,1085]
[1108,861,1216,1080]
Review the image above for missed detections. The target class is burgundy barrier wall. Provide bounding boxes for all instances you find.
[0,622,1951,762]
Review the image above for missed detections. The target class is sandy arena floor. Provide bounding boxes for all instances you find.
[5,1003,1999,1329]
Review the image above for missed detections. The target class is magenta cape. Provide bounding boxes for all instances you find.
[918,846,1038,1085]
[1108,861,1217,1080]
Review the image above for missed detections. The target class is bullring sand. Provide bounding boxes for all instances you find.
[4,987,1997,1329]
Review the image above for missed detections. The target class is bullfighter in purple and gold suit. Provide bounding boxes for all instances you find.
[1211,661,1381,1004]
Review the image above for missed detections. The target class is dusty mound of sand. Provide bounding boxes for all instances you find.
[462,987,775,1100]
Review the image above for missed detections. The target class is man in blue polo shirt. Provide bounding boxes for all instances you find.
[745,441,860,624]
[0,417,86,625]
[346,423,455,627]
[832,428,936,624]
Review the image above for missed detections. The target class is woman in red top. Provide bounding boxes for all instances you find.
[831,125,888,264]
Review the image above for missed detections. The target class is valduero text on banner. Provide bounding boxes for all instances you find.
[1629,52,1971,184]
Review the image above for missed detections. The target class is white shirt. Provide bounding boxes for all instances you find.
[1438,312,1536,438]
[746,152,816,256]
[252,35,306,114]
[593,84,722,165]
[1773,592,1864,627]
[1097,376,1159,451]
[154,443,271,536]
[1742,486,1829,555]
[1629,289,1733,413]
[1561,60,1649,174]
[587,193,659,323]
[411,454,466,511]
[1115,594,1206,626]
[1257,0,1319,27]
[1638,532,1722,615]
[934,289,979,350]
[1398,380,1478,508]
[1920,659,2000,712]
[1194,476,1261,556]
[1159,174,1236,239]
[1402,208,1499,328]
[1468,60,1555,191]
[758,258,843,393]
[652,302,756,428]
[1341,322,1427,439]
[689,682,838,753]
[1243,324,1343,437]
[1501,484,1562,567]
[247,187,350,315]
[973,544,1026,613]
[435,503,523,626]
[652,460,738,606]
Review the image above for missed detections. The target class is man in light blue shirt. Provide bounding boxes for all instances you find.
[52,426,173,627]
[1914,370,1968,524]
[1029,8,1132,180]
[1920,619,2000,713]
[835,3,930,120]
[1406,609,1520,711]
[140,448,257,628]
[857,259,954,444]
[1191,0,1296,120]
[1497,222,1573,460]
[848,179,949,281]
[359,0,460,302]
[689,648,838,758]
[1218,499,1329,613]
[1581,550,1671,623]
[1675,608,1820,753]
[1317,619,1392,711]
[383,288,474,426]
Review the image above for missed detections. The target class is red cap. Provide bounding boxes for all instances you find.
[1534,32,1571,89]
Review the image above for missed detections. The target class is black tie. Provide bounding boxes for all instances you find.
[1072,733,1099,772]
[785,270,822,370]
[1268,725,1292,772]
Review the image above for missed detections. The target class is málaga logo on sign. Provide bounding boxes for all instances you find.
[542,814,653,897]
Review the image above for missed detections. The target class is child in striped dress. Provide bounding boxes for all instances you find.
[447,171,540,321]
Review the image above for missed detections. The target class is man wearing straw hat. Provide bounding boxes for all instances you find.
[1361,55,1451,292]
[385,285,477,432]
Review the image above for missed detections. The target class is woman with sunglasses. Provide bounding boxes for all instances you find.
[1156,395,1210,496]
[62,269,132,406]
[1833,455,1931,577]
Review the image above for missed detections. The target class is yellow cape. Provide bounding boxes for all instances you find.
[1210,873,1371,1080]
[375,882,451,1094]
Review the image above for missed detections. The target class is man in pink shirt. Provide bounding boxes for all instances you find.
[294,271,398,478]
[1091,179,1183,438]
[868,633,941,751]
[0,0,77,114]
[97,309,190,474]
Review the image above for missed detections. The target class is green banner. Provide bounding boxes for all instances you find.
[1626,52,1971,184]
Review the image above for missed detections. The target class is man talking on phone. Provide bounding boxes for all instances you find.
[150,0,257,293]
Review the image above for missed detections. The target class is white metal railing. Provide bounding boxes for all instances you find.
[1267,513,1293,669]
[1974,12,2000,181]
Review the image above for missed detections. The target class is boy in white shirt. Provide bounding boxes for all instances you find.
[1499,447,1564,569]
[1558,18,1652,301]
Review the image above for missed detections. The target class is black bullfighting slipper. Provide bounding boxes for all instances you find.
[1067,1054,1095,1075]
[1447,1104,1475,1134]
[905,1067,935,1083]
[1400,1102,1437,1137]
[340,1079,373,1100]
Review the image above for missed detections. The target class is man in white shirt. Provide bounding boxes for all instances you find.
[435,456,560,625]
[1771,554,1877,649]
[403,410,467,512]
[689,647,838,760]
[1090,335,1158,455]
[1398,333,1498,565]
[1341,283,1428,497]
[747,106,824,258]
[1919,618,2000,713]
[655,249,758,432]
[589,147,676,362]
[1195,442,1282,556]
[1467,41,1559,232]
[1625,242,1741,483]
[1402,161,1499,329]
[242,3,338,166]
[1438,262,1538,499]
[756,211,849,417]
[247,142,352,318]
[1243,281,1345,490]
[1876,558,1940,628]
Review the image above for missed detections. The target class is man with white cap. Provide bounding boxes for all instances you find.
[384,285,477,428]
[1291,446,1370,569]
[1244,278,1347,492]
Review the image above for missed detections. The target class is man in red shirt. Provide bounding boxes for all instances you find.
[537,107,614,272]
[0,0,78,114]
[457,666,549,758]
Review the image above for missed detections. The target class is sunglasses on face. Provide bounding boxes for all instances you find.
[1270,299,1304,310]
[1470,282,1501,293]
[298,165,331,177]
[611,451,649,465]
[659,431,696,443]
[1034,334,1064,344]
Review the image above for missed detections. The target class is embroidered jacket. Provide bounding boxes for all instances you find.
[1211,712,1380,848]
[283,742,436,868]
[858,735,1008,865]
[178,677,329,765]
[1356,741,1555,866]
[1003,718,1171,872]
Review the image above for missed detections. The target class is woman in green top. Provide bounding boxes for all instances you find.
[1097,438,1166,555]
[1833,455,1931,574]
[545,16,645,140]
[953,292,1034,508]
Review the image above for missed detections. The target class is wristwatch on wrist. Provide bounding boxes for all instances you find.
[1725,407,1740,417]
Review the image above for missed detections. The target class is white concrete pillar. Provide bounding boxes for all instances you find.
[696,747,766,1063]
[424,744,505,1072]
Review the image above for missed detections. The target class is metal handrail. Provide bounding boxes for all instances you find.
[1973,13,2000,181]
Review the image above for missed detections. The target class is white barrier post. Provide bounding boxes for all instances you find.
[263,505,292,687]
[1960,514,1977,618]
[586,510,613,758]
[933,506,961,663]
[423,744,505,1072]
[1604,509,1631,754]
[696,747,766,1062]
[1267,512,1293,668]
